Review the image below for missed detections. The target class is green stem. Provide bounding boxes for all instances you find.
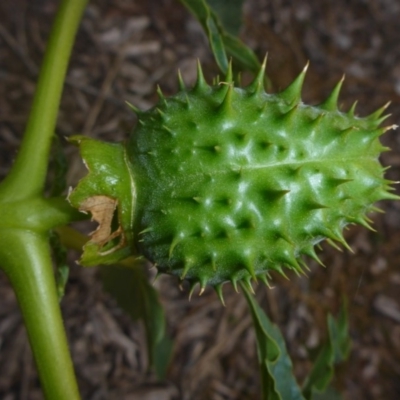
[0,230,80,400]
[1,197,86,231]
[0,1,88,397]
[0,0,88,201]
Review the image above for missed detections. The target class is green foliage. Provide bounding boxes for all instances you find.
[101,261,172,379]
[241,282,305,400]
[179,0,260,74]
[302,300,350,399]
[242,283,350,400]
[207,0,245,36]
[311,386,342,400]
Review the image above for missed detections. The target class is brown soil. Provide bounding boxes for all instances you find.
[1,1,400,399]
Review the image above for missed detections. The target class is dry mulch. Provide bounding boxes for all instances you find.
[1,1,400,399]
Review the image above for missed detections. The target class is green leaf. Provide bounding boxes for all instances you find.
[221,33,261,75]
[207,0,245,36]
[180,0,228,72]
[241,283,306,400]
[302,301,350,399]
[153,333,174,380]
[205,13,229,72]
[311,385,343,400]
[100,261,172,380]
[68,136,136,265]
[179,0,260,75]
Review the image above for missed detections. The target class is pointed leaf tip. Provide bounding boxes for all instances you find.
[279,62,309,105]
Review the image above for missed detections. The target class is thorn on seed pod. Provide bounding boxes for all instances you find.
[258,274,274,289]
[247,55,267,95]
[217,84,234,114]
[177,69,186,91]
[318,75,344,111]
[214,284,225,306]
[224,59,233,84]
[347,101,358,117]
[278,62,308,106]
[366,101,391,122]
[125,101,142,115]
[188,281,197,300]
[243,277,255,294]
[231,277,239,293]
[194,59,208,93]
[152,271,162,285]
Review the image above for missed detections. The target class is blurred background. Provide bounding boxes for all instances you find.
[0,0,400,399]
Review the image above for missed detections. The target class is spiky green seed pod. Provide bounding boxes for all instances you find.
[69,60,398,297]
[124,60,398,293]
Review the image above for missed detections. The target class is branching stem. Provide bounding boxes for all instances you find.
[0,0,88,200]
[0,0,88,398]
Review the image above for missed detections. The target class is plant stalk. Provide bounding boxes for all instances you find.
[0,0,88,201]
[0,0,88,397]
[0,230,81,400]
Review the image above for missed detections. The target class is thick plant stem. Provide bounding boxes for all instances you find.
[0,197,86,231]
[0,0,88,397]
[0,230,80,400]
[0,0,88,201]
